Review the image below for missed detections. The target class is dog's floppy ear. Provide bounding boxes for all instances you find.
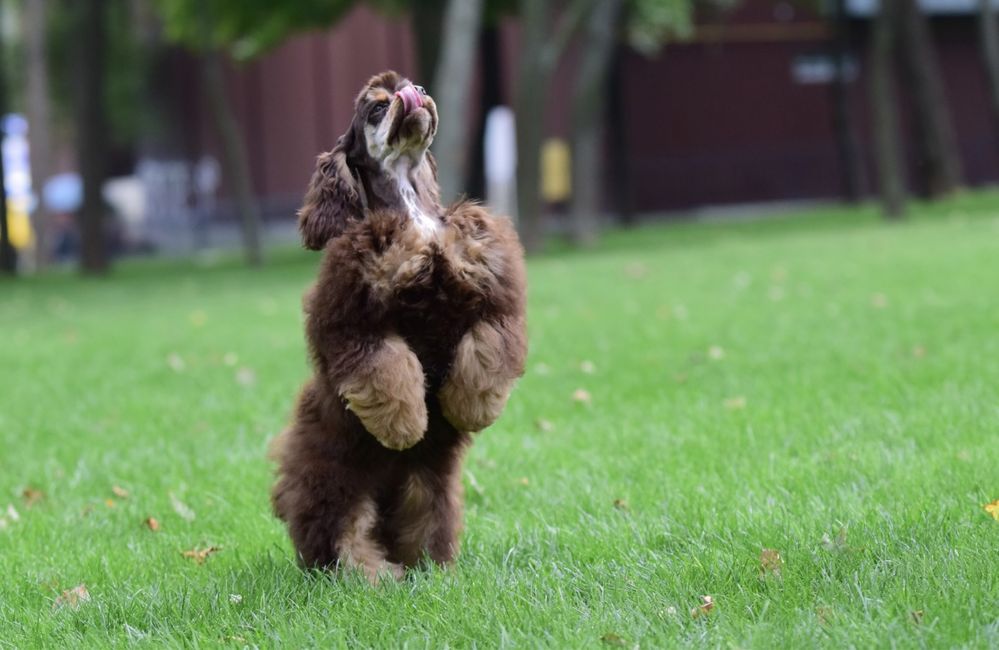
[298,135,363,250]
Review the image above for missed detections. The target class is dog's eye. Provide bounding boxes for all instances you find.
[369,101,389,122]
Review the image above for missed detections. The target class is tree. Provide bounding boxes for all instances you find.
[198,4,263,267]
[515,0,593,252]
[24,0,54,269]
[0,5,13,275]
[566,0,692,246]
[870,0,906,219]
[567,0,623,246]
[978,0,999,161]
[156,0,455,263]
[76,0,110,274]
[894,0,963,197]
[431,0,485,203]
[828,0,866,202]
[157,0,330,266]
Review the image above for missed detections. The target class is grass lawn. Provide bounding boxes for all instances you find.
[2,195,998,648]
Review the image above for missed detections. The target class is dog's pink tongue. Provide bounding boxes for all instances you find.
[396,85,423,114]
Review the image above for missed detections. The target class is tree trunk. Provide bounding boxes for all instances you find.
[467,24,503,201]
[431,0,485,204]
[870,0,907,219]
[201,50,263,267]
[895,0,962,196]
[607,41,635,226]
[568,0,623,246]
[25,0,53,269]
[0,5,12,275]
[515,0,549,253]
[411,0,448,85]
[829,0,866,202]
[76,0,110,274]
[978,0,999,162]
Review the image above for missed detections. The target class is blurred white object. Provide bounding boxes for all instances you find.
[42,173,82,213]
[103,176,146,243]
[484,106,517,221]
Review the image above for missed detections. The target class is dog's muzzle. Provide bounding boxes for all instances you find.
[396,85,424,115]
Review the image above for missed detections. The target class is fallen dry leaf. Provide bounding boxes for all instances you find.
[535,418,555,433]
[22,488,44,507]
[145,517,160,532]
[169,493,196,522]
[572,388,592,404]
[53,584,90,610]
[691,595,715,618]
[112,485,130,499]
[182,546,220,565]
[104,499,116,509]
[983,499,999,521]
[910,610,924,625]
[759,548,783,578]
[613,499,630,511]
[600,632,630,647]
[816,606,834,626]
[517,477,530,486]
[724,396,747,410]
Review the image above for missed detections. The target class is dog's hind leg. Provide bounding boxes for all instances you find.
[385,460,465,568]
[425,466,465,566]
[336,497,404,584]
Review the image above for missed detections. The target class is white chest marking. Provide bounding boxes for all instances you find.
[391,160,440,240]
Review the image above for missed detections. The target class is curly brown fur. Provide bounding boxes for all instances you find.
[270,71,527,581]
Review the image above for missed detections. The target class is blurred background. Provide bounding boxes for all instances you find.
[0,0,996,274]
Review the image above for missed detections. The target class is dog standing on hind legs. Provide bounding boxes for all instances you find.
[270,71,527,582]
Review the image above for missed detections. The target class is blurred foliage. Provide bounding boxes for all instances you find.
[154,0,698,61]
[41,1,155,151]
[155,0,363,59]
[626,0,695,55]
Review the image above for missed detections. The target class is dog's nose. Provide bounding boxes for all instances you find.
[396,85,424,115]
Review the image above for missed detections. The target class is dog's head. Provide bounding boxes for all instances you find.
[298,71,440,250]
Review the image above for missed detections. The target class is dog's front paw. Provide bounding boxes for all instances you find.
[439,321,517,433]
[341,336,428,449]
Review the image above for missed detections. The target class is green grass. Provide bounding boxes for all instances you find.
[2,194,998,648]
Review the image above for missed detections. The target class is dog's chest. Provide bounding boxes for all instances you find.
[364,224,489,387]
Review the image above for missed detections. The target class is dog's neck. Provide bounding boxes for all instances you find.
[358,151,441,237]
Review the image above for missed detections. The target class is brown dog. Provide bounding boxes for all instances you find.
[270,71,527,582]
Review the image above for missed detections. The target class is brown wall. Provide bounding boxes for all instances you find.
[188,3,999,218]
